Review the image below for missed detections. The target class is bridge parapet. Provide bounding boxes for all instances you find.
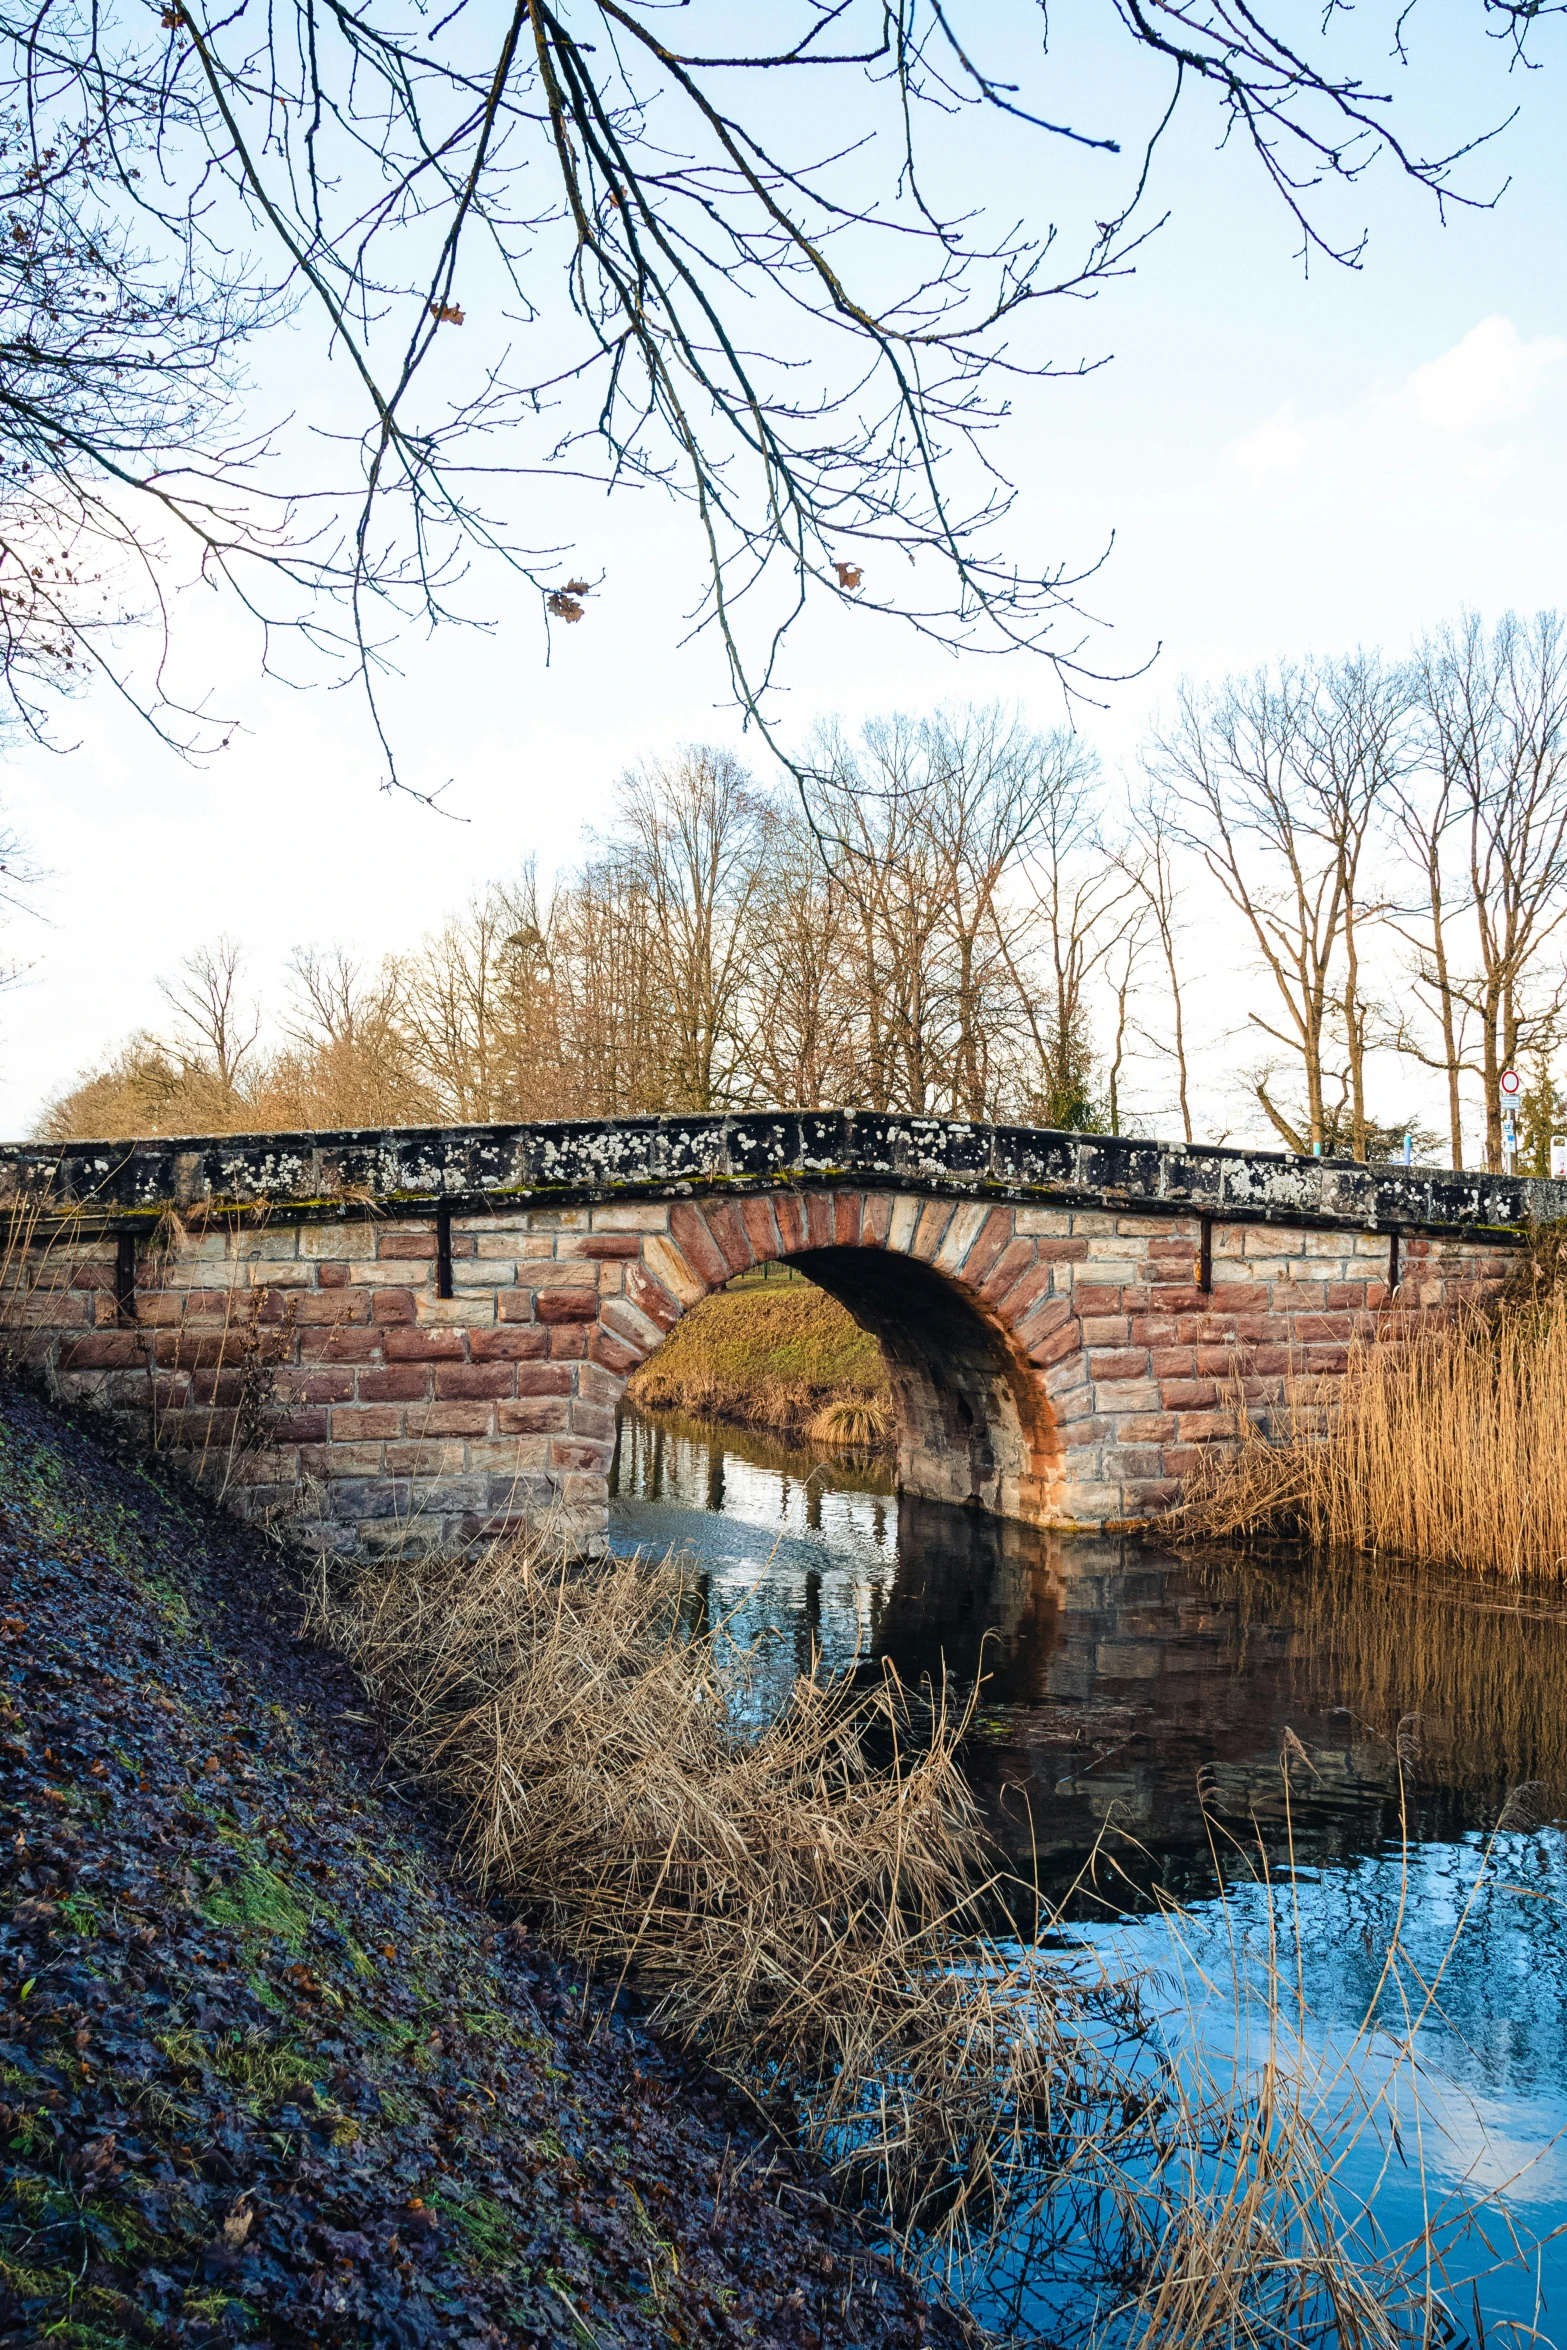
[0,1116,1546,1554]
[2,1111,1563,1236]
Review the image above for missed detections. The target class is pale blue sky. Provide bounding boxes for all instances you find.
[6,3,1565,1139]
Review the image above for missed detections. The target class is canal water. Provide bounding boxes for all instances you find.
[610,1404,1567,2345]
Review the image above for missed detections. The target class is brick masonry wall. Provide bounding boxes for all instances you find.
[8,1188,1514,1555]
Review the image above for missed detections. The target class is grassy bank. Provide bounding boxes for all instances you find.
[627,1272,892,1446]
[0,1382,966,2348]
[1181,1289,1567,1574]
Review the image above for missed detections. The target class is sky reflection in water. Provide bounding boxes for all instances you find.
[610,1406,1567,2343]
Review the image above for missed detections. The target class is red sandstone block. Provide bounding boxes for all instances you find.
[358,1366,433,1404]
[1305,1344,1350,1374]
[624,1264,681,1332]
[859,1193,893,1249]
[706,1201,758,1275]
[1200,1313,1267,1343]
[1027,1317,1083,1370]
[741,1196,781,1261]
[416,1402,493,1437]
[536,1289,599,1324]
[316,1263,352,1289]
[550,1438,609,1472]
[118,1292,188,1327]
[1088,1349,1150,1383]
[1111,1447,1168,1480]
[496,1292,538,1323]
[804,1193,835,1251]
[1027,1237,1085,1264]
[1061,1415,1110,1449]
[571,1399,616,1442]
[470,1326,552,1361]
[294,1371,355,1404]
[1013,1294,1071,1348]
[1207,1280,1271,1311]
[979,1238,1036,1305]
[272,1400,331,1438]
[1147,1235,1197,1259]
[833,1191,862,1247]
[497,1399,569,1435]
[378,1231,437,1260]
[1327,1281,1370,1309]
[298,1328,381,1364]
[773,1194,807,1255]
[669,1203,730,1288]
[1287,1311,1356,1342]
[1146,1259,1199,1288]
[1069,1282,1124,1317]
[996,1262,1054,1328]
[300,1442,384,1480]
[1251,1344,1294,1375]
[1176,1409,1233,1441]
[371,1288,417,1325]
[590,1328,640,1375]
[575,1234,641,1260]
[1079,1316,1131,1348]
[58,1333,145,1371]
[1130,1316,1179,1347]
[384,1441,466,1477]
[189,1371,244,1407]
[911,1199,953,1262]
[435,1363,515,1401]
[577,1360,620,1406]
[1159,1379,1218,1410]
[1195,1345,1246,1377]
[1116,1413,1177,1443]
[292,1293,372,1326]
[514,1363,574,1398]
[66,1261,116,1292]
[962,1208,1014,1290]
[549,1327,589,1360]
[331,1405,403,1440]
[384,1326,466,1361]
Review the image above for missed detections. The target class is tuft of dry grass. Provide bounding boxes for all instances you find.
[1180,1293,1567,1576]
[806,1394,892,1451]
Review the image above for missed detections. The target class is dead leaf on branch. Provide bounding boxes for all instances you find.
[833,562,863,591]
[429,302,465,326]
[546,591,584,622]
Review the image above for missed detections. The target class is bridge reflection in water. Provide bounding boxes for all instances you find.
[609,1402,1567,1909]
[612,1402,1567,2340]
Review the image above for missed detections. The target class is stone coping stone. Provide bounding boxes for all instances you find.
[0,1113,1558,1242]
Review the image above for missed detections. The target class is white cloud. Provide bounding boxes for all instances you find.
[1228,316,1566,486]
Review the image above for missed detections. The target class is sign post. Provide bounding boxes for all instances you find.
[1501,1069,1522,1175]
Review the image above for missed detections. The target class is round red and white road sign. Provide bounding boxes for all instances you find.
[1501,1069,1523,1097]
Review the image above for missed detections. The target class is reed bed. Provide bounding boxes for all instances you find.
[1181,1293,1567,1576]
[308,1529,1555,2345]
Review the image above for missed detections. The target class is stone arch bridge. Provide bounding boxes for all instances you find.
[0,1114,1552,1556]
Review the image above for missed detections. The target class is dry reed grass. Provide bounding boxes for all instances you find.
[310,1533,1141,2255]
[1180,1293,1567,1576]
[308,1529,1559,2345]
[806,1394,892,1450]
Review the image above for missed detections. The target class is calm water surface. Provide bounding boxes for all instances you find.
[610,1405,1567,2343]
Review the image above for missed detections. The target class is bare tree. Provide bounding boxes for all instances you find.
[1119,787,1195,1145]
[1152,654,1411,1159]
[0,0,1537,761]
[608,751,772,1113]
[1394,612,1567,1171]
[158,939,260,1096]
